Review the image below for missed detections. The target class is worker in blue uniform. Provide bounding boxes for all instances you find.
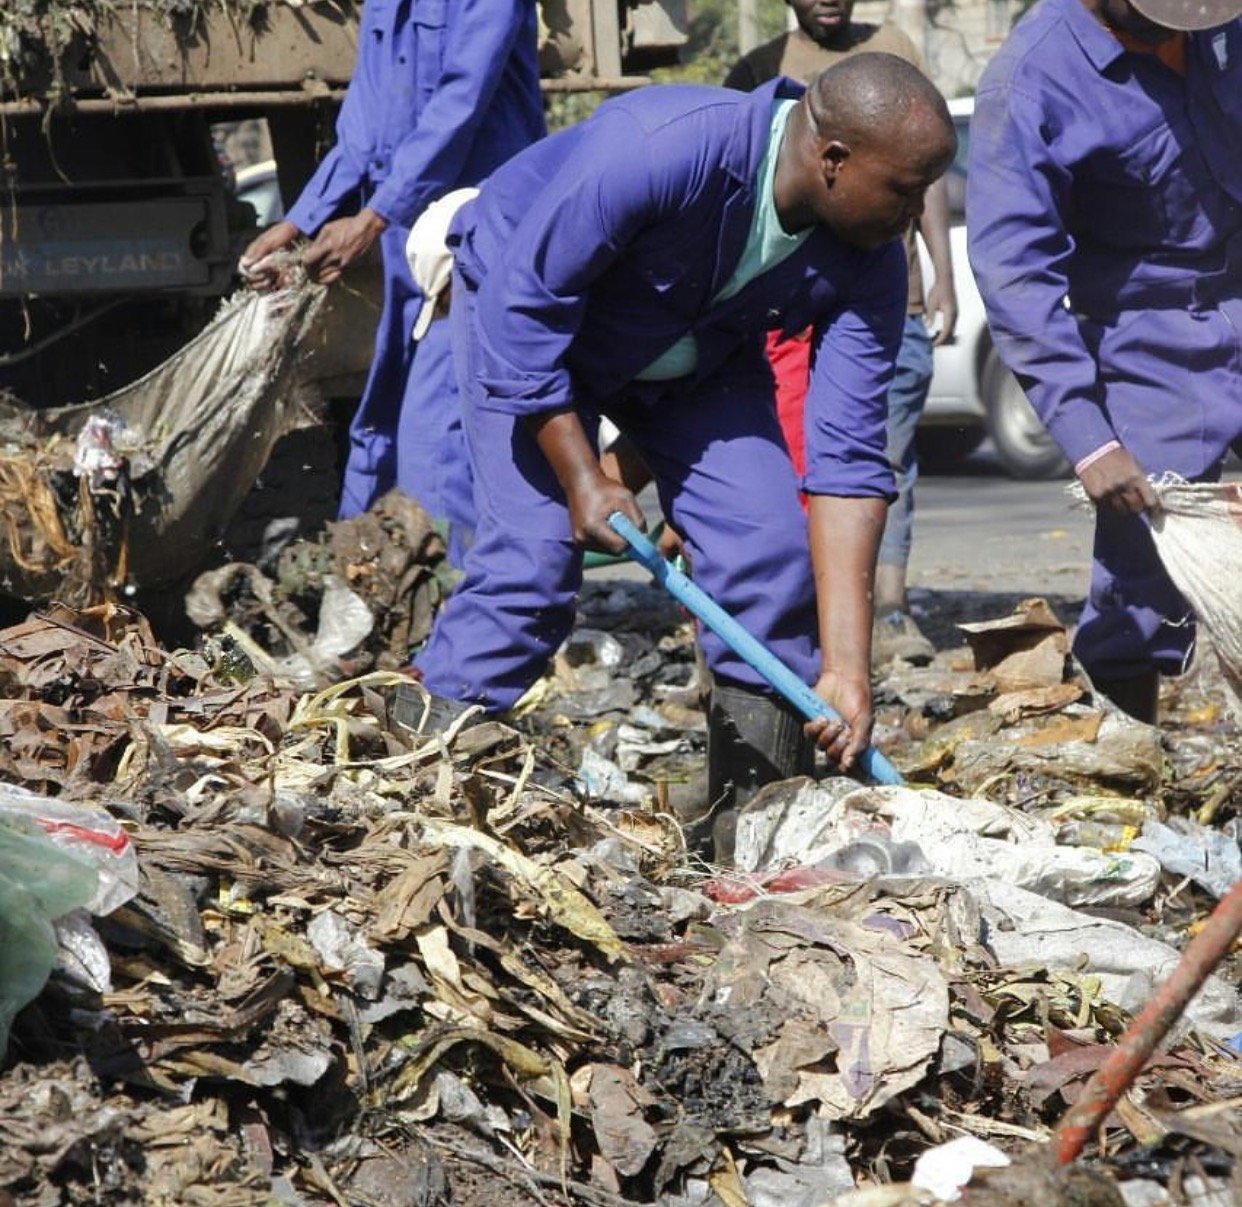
[241,0,545,565]
[967,0,1242,723]
[396,55,956,855]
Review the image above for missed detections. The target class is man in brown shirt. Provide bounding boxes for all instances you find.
[727,1,958,665]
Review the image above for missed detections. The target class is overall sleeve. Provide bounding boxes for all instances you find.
[284,47,378,236]
[368,0,534,229]
[471,109,671,416]
[966,84,1119,465]
[803,240,907,499]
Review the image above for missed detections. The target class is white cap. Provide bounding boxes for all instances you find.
[406,187,480,341]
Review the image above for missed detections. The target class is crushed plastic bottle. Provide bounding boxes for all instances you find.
[1055,820,1139,853]
[820,835,934,878]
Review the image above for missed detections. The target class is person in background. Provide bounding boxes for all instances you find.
[727,0,958,667]
[241,0,545,567]
[966,0,1242,723]
[397,56,956,859]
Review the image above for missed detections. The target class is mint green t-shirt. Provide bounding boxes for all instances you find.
[636,98,810,382]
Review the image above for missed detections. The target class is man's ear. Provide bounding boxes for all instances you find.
[820,139,851,184]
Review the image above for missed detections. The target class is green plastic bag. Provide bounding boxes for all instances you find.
[0,817,98,1057]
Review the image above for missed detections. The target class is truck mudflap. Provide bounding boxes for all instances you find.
[0,278,326,604]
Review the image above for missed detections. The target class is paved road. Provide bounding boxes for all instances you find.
[909,446,1093,598]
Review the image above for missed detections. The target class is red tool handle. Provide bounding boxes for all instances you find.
[1053,877,1242,1164]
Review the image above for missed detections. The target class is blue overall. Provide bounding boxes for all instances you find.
[967,0,1242,678]
[414,82,907,711]
[284,0,545,561]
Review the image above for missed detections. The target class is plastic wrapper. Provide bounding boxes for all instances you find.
[0,784,138,916]
[0,818,98,1054]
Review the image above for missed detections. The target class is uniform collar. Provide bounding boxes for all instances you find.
[711,78,805,300]
[720,77,807,184]
[1058,0,1132,71]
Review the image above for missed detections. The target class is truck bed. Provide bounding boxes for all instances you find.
[0,0,688,107]
[2,1,360,105]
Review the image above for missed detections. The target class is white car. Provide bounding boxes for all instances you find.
[918,97,1069,479]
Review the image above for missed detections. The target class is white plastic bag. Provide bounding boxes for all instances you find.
[0,785,138,916]
[732,780,1162,909]
[1146,479,1242,714]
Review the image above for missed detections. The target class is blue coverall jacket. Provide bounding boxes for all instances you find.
[967,0,1242,679]
[285,0,545,539]
[451,78,906,498]
[416,80,909,710]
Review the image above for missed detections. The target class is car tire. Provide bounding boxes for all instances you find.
[982,349,1070,480]
[916,424,987,471]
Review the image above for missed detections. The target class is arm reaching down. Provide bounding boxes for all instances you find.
[804,493,888,771]
[527,409,647,553]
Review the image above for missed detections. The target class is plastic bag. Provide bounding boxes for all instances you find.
[732,779,1163,910]
[0,280,326,601]
[1148,479,1242,717]
[0,818,98,1055]
[0,785,138,915]
[1132,816,1242,900]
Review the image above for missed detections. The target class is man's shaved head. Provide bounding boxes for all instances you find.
[773,50,956,248]
[805,52,951,149]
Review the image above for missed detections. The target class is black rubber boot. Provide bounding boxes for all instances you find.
[391,680,478,737]
[707,682,813,864]
[1093,670,1160,725]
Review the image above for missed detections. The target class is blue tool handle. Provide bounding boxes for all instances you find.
[607,511,905,786]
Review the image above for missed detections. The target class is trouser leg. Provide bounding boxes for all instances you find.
[395,316,476,568]
[1071,304,1242,685]
[412,275,582,712]
[613,355,820,692]
[338,226,417,519]
[872,317,936,664]
[767,329,812,484]
[611,353,820,860]
[1073,507,1194,682]
[414,521,581,711]
[877,315,933,577]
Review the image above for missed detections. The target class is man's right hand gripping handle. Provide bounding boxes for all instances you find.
[526,408,646,554]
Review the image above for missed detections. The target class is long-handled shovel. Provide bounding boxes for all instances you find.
[606,511,905,786]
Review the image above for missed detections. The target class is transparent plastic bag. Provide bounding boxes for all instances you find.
[0,818,98,1056]
[0,785,138,915]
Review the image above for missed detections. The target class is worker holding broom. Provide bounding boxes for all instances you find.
[395,55,956,858]
[967,0,1242,724]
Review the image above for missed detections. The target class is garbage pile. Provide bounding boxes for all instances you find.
[0,576,1240,1206]
[187,489,458,690]
[0,284,326,605]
